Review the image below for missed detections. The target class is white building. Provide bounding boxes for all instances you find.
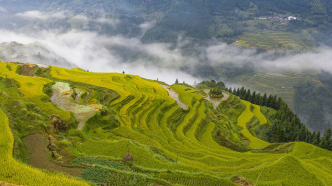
[288,16,297,20]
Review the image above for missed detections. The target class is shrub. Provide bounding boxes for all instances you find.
[59,139,71,147]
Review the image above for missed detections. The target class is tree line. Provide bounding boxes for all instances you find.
[225,86,332,151]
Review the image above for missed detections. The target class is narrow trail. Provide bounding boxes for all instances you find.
[204,89,229,109]
[51,82,96,130]
[160,85,188,110]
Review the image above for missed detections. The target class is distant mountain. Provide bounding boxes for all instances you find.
[0,41,76,68]
[0,0,331,47]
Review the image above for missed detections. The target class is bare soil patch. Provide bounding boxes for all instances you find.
[0,181,22,186]
[74,88,85,102]
[234,176,253,186]
[24,133,84,176]
[204,89,229,109]
[51,82,96,129]
[19,64,38,76]
[160,85,187,110]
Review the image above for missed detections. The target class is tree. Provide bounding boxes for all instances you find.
[216,81,225,89]
[244,89,251,101]
[175,78,179,84]
[299,126,306,141]
[276,97,283,110]
[251,91,257,104]
[266,95,273,108]
[323,128,332,140]
[122,71,125,74]
[316,131,321,145]
[260,93,267,106]
[236,88,240,96]
[240,87,247,99]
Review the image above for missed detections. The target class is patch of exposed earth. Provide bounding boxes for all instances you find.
[204,89,229,109]
[51,82,97,129]
[24,133,84,176]
[234,176,253,186]
[18,63,38,76]
[160,85,188,110]
[74,87,85,102]
[0,181,22,186]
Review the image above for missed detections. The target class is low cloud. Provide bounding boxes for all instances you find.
[0,29,201,85]
[2,9,332,86]
[204,41,332,73]
[70,14,120,29]
[1,26,332,85]
[0,7,7,12]
[16,11,67,20]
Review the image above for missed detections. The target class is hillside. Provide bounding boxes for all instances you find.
[1,0,331,48]
[1,0,332,134]
[0,61,332,185]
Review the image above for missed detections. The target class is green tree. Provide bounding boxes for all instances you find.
[260,93,267,106]
[251,91,257,104]
[255,93,261,105]
[244,89,251,101]
[276,97,283,110]
[236,88,240,96]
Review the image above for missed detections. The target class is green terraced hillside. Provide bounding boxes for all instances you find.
[0,61,332,186]
[233,70,320,108]
[232,31,315,51]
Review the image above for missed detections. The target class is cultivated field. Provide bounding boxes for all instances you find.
[0,62,331,186]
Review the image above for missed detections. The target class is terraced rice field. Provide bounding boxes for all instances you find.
[0,107,88,186]
[1,62,332,186]
[232,31,312,50]
[234,71,319,107]
[237,101,270,149]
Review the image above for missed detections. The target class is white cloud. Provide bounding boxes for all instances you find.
[0,7,7,12]
[204,41,332,73]
[0,29,200,85]
[16,11,67,20]
[1,21,332,85]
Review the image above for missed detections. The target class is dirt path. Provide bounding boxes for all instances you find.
[204,89,229,109]
[51,82,96,129]
[160,85,188,110]
[24,133,84,176]
[74,88,85,103]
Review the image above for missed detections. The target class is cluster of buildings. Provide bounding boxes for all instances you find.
[256,15,298,22]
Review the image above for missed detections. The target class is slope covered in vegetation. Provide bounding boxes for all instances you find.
[0,61,332,186]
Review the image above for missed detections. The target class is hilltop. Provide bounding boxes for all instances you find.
[0,61,332,186]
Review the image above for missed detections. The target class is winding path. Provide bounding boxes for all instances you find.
[51,82,96,129]
[160,85,188,110]
[204,89,229,109]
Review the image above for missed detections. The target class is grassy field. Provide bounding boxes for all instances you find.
[1,61,332,186]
